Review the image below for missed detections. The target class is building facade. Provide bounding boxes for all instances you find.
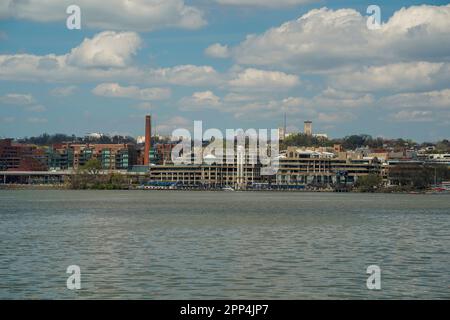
[0,139,47,171]
[47,143,137,171]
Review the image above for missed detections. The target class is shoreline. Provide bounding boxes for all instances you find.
[0,184,446,194]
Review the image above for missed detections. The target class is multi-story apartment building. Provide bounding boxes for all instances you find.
[275,147,381,186]
[0,139,47,171]
[47,143,137,171]
[149,163,262,188]
[146,146,382,188]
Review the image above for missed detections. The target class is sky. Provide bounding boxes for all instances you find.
[0,0,449,142]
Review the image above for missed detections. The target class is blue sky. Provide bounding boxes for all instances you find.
[0,0,449,142]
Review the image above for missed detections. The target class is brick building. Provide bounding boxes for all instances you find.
[0,139,47,171]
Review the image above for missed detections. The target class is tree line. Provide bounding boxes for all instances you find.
[283,134,449,152]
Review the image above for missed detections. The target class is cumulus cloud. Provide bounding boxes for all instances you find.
[229,68,300,91]
[92,83,171,100]
[0,31,142,82]
[50,86,77,97]
[0,93,48,114]
[205,43,230,58]
[311,88,374,109]
[180,91,222,111]
[155,116,191,135]
[380,89,450,109]
[331,62,450,93]
[0,0,206,31]
[231,97,307,119]
[178,90,314,120]
[317,112,356,123]
[0,93,34,105]
[0,52,133,82]
[0,31,220,86]
[177,85,376,121]
[67,31,141,68]
[232,5,450,72]
[0,52,221,86]
[26,105,47,113]
[389,110,434,122]
[214,0,313,7]
[148,65,222,86]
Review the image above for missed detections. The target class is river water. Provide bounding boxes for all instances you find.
[0,190,448,299]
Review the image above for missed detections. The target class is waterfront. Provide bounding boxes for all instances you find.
[0,190,449,299]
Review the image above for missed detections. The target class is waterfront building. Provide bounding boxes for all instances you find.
[47,143,137,171]
[275,147,382,186]
[0,139,47,171]
[148,150,262,189]
[417,153,450,166]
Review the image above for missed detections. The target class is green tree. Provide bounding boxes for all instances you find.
[282,133,332,148]
[355,174,382,192]
[81,158,102,175]
[70,159,102,189]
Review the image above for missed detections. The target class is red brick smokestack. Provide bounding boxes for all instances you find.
[144,115,151,165]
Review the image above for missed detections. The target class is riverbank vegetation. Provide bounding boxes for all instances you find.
[70,159,129,190]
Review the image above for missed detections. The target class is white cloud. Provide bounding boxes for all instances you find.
[27,117,48,124]
[317,112,356,123]
[0,31,220,87]
[0,52,221,86]
[0,93,34,105]
[179,89,312,119]
[0,93,48,114]
[205,43,230,58]
[331,62,450,93]
[180,91,222,111]
[67,31,141,68]
[148,65,222,86]
[214,0,313,7]
[0,31,142,82]
[26,105,47,113]
[50,86,77,97]
[177,85,374,120]
[389,110,434,122]
[231,97,307,119]
[0,0,206,31]
[92,83,171,100]
[380,89,450,109]
[232,5,450,72]
[311,88,374,109]
[229,68,299,91]
[156,116,191,134]
[223,92,262,103]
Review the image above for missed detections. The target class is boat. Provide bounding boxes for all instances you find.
[222,186,235,191]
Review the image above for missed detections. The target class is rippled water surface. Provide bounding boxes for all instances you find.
[0,190,449,299]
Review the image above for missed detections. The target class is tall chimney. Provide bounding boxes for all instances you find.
[144,115,151,165]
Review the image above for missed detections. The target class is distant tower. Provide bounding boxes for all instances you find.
[236,145,245,190]
[304,121,312,136]
[278,113,287,141]
[144,115,151,165]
